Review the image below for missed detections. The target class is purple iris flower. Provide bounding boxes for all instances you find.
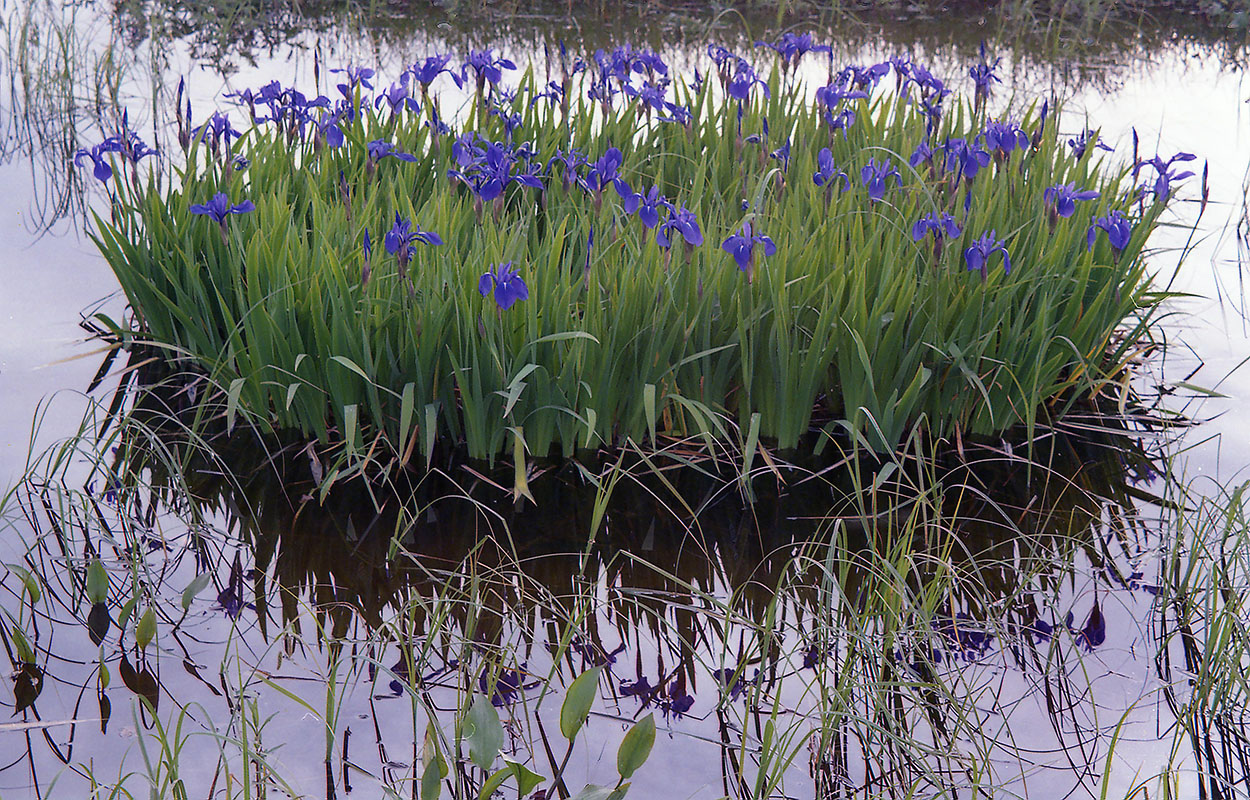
[1043,183,1100,219]
[191,111,242,152]
[621,186,669,229]
[815,84,868,109]
[408,54,457,87]
[1087,210,1133,255]
[190,192,255,222]
[812,148,850,192]
[190,192,255,242]
[74,141,119,183]
[769,139,791,172]
[721,221,777,282]
[314,110,345,148]
[367,140,418,164]
[384,212,442,273]
[1069,600,1106,651]
[331,65,375,102]
[478,262,529,310]
[1068,129,1113,159]
[657,206,703,249]
[969,42,1001,111]
[982,119,1029,157]
[909,141,934,168]
[860,158,901,202]
[547,148,588,191]
[839,62,890,92]
[586,147,627,195]
[104,111,160,164]
[449,141,544,203]
[912,212,961,243]
[375,80,420,116]
[462,49,517,89]
[754,33,830,68]
[1138,150,1196,201]
[825,107,856,137]
[727,58,769,102]
[944,137,991,182]
[964,230,1011,280]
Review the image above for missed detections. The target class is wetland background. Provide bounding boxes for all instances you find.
[3,0,1250,797]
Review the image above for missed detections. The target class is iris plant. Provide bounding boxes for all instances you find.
[1138,150,1196,201]
[1043,183,1100,221]
[813,148,850,194]
[860,158,901,202]
[384,212,442,279]
[74,141,118,183]
[964,230,1011,281]
[478,262,529,310]
[721,221,777,282]
[1087,210,1133,257]
[657,206,703,249]
[190,192,255,242]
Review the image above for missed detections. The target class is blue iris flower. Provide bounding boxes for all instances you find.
[969,41,1001,112]
[621,186,670,229]
[1043,183,1100,219]
[367,140,418,164]
[586,147,627,195]
[754,33,830,69]
[944,137,992,182]
[964,230,1011,280]
[462,49,517,90]
[909,141,934,168]
[1138,150,1196,201]
[74,141,119,183]
[478,262,529,310]
[721,221,777,282]
[860,158,901,202]
[190,192,255,242]
[812,148,850,193]
[1068,129,1113,159]
[1087,210,1133,256]
[192,111,242,152]
[408,54,457,87]
[657,206,703,249]
[727,58,769,102]
[912,212,961,243]
[982,119,1030,158]
[375,80,420,116]
[384,212,443,275]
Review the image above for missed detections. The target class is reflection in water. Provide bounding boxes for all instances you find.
[0,358,1178,797]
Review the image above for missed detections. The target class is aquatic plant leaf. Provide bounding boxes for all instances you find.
[181,573,212,611]
[5,564,41,603]
[87,602,111,645]
[465,694,502,771]
[119,655,158,712]
[420,758,442,800]
[98,692,111,734]
[616,712,656,779]
[225,378,246,434]
[13,662,43,715]
[569,785,616,800]
[560,665,604,741]
[478,759,545,799]
[10,627,34,664]
[86,558,108,604]
[135,608,156,650]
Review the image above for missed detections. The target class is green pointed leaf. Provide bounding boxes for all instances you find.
[569,785,615,800]
[420,758,442,800]
[616,713,656,779]
[6,564,41,603]
[86,558,108,604]
[465,694,503,772]
[181,573,212,611]
[135,607,156,650]
[225,377,246,434]
[560,665,603,741]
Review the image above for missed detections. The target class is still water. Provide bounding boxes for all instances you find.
[0,2,1248,798]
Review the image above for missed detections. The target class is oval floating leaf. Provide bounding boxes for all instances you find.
[86,558,108,604]
[560,665,603,741]
[87,602,112,645]
[616,712,656,779]
[136,607,156,650]
[14,662,43,714]
[181,573,212,611]
[465,694,502,772]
